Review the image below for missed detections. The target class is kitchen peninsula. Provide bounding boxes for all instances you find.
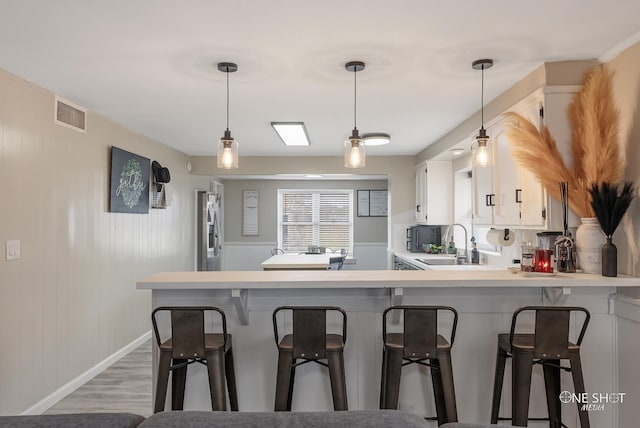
[137,270,639,427]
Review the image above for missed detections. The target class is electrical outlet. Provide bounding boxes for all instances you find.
[6,240,20,261]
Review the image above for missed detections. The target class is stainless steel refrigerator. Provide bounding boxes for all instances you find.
[196,191,222,271]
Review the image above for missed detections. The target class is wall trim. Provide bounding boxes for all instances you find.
[21,331,152,415]
[223,241,387,247]
[224,241,276,246]
[599,30,640,63]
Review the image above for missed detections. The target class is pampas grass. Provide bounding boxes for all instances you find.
[503,112,591,216]
[505,65,623,218]
[568,66,622,187]
[589,182,634,237]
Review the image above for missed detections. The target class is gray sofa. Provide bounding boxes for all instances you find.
[0,411,518,427]
[0,413,145,428]
[139,410,429,427]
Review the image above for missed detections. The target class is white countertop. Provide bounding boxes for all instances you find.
[261,253,332,270]
[136,269,639,290]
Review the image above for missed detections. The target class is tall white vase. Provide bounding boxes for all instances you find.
[575,217,605,274]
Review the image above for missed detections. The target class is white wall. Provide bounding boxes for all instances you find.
[0,68,208,414]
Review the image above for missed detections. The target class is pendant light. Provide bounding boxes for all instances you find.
[217,62,239,169]
[344,61,366,168]
[472,59,493,167]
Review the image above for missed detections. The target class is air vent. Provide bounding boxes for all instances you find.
[54,96,86,132]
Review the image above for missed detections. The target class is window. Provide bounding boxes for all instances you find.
[278,189,353,255]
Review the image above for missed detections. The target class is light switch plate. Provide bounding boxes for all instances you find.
[6,240,20,261]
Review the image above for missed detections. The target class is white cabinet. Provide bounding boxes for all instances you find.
[415,160,453,225]
[472,88,573,229]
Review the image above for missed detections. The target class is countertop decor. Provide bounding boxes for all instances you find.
[504,65,622,218]
[589,181,635,276]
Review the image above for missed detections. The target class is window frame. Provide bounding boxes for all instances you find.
[277,189,354,256]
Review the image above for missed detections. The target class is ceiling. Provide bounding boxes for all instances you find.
[1,1,639,159]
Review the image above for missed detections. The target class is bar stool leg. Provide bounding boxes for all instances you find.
[206,350,227,411]
[171,359,187,410]
[543,360,562,428]
[490,346,508,424]
[154,351,172,413]
[224,348,239,411]
[327,350,348,411]
[379,348,388,409]
[512,350,534,427]
[430,357,448,425]
[286,359,296,411]
[274,349,293,411]
[569,351,591,428]
[381,348,403,409]
[437,350,458,423]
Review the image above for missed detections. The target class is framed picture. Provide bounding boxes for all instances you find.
[109,146,150,213]
[242,190,259,236]
[357,190,388,217]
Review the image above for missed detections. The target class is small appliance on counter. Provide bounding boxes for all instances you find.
[406,225,441,253]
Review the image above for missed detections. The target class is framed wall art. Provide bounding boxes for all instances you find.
[109,146,150,214]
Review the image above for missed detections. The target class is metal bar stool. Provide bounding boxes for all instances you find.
[151,306,238,413]
[272,306,348,411]
[490,306,590,427]
[380,305,459,425]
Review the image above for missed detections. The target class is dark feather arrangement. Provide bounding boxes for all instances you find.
[589,182,635,238]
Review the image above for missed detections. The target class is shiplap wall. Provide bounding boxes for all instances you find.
[0,68,208,414]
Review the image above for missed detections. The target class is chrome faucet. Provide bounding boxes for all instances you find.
[443,223,468,264]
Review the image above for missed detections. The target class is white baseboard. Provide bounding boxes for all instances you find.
[22,331,152,415]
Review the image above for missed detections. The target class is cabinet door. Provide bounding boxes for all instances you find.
[512,91,546,227]
[415,163,427,224]
[519,167,546,226]
[472,139,494,225]
[425,161,453,225]
[492,122,521,226]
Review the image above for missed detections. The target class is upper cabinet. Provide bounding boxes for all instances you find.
[472,87,578,229]
[415,160,453,225]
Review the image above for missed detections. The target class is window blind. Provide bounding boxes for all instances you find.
[278,189,353,255]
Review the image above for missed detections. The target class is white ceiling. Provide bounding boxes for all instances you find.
[0,1,639,158]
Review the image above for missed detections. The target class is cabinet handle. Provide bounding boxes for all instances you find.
[485,194,490,207]
[416,204,421,213]
[515,189,522,203]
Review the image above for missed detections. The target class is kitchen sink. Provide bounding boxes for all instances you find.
[417,258,467,265]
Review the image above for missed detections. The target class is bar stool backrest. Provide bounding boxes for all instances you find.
[294,309,327,359]
[152,306,228,360]
[383,306,458,359]
[273,306,347,360]
[509,306,590,359]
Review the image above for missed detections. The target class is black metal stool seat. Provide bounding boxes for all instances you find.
[152,306,238,413]
[278,334,345,352]
[384,333,451,351]
[491,306,590,428]
[498,334,581,353]
[380,306,458,425]
[158,333,232,353]
[273,306,348,411]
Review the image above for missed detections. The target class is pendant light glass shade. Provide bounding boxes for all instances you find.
[217,62,239,169]
[344,61,366,168]
[344,128,366,168]
[474,128,490,167]
[472,59,493,168]
[217,129,238,169]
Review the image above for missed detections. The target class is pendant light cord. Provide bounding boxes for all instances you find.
[353,67,357,129]
[226,66,230,131]
[480,65,484,128]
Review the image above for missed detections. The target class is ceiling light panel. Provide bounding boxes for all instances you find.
[271,122,311,146]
